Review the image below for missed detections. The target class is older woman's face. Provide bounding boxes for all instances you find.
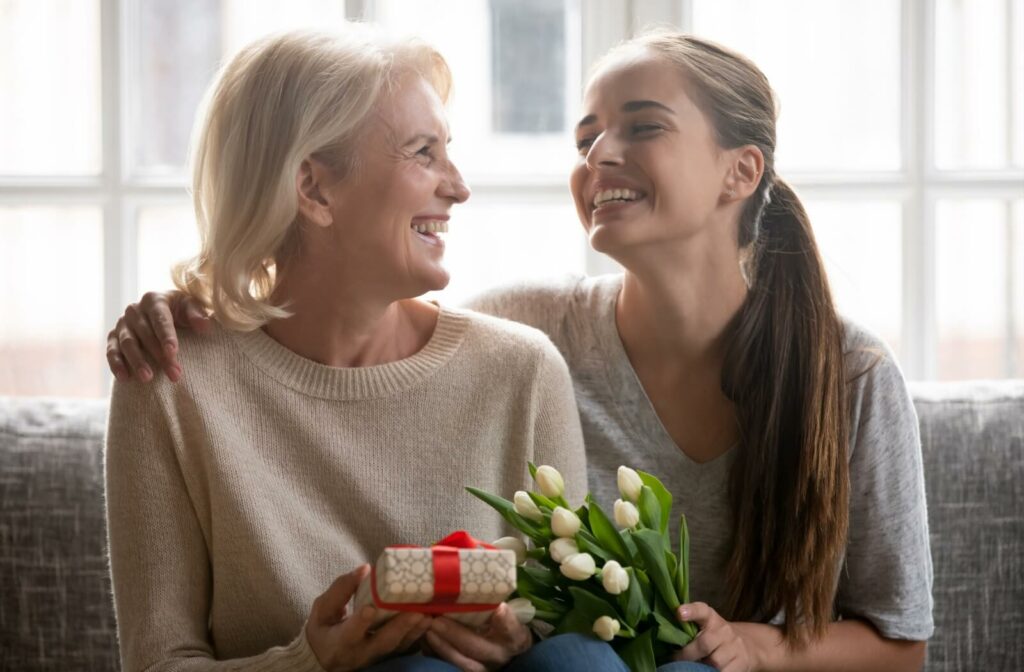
[322,73,469,297]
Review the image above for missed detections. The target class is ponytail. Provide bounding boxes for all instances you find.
[721,177,849,644]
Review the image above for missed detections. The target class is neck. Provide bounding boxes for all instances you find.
[614,235,748,372]
[264,265,437,368]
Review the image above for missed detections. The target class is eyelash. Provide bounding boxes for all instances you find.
[575,124,663,153]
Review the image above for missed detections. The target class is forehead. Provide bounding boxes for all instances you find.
[582,50,694,111]
[373,73,448,137]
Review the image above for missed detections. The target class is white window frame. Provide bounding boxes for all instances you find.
[0,0,1021,386]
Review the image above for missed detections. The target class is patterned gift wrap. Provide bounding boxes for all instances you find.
[353,531,518,627]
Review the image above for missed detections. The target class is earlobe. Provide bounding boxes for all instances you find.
[295,158,335,228]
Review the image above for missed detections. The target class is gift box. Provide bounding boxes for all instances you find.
[353,531,518,628]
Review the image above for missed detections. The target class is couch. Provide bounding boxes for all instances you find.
[1,381,1022,671]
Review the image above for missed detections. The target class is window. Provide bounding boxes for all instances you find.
[1,0,1020,397]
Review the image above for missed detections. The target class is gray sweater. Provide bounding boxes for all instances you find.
[467,273,934,641]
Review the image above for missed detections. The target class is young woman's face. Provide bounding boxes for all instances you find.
[325,73,470,297]
[570,51,731,256]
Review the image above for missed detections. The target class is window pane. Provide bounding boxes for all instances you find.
[691,0,901,172]
[137,204,200,295]
[935,0,1024,170]
[428,197,585,306]
[805,200,903,360]
[369,0,580,181]
[0,207,104,397]
[0,1,101,175]
[129,0,349,177]
[935,200,1018,380]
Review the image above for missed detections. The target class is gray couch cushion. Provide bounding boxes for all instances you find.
[1,383,1022,670]
[910,381,1024,671]
[0,397,116,671]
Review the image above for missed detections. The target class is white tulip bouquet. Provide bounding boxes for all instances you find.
[468,464,698,672]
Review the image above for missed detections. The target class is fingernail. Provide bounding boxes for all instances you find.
[139,367,152,381]
[678,606,690,619]
[164,343,176,356]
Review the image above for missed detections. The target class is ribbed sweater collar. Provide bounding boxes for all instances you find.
[229,307,469,401]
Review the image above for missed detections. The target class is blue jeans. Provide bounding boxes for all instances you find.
[362,634,716,671]
[505,633,716,672]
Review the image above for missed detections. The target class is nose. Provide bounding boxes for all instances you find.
[440,159,471,204]
[585,132,624,171]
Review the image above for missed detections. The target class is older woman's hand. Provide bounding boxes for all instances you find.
[306,565,434,672]
[106,290,210,382]
[423,603,533,672]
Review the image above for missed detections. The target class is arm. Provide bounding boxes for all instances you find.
[105,381,427,671]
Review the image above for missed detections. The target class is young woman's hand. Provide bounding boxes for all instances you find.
[106,290,209,382]
[674,602,762,672]
[306,565,434,672]
[423,603,532,672]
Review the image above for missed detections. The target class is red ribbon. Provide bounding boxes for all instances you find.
[369,531,502,614]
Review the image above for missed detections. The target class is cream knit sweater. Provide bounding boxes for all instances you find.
[105,306,587,671]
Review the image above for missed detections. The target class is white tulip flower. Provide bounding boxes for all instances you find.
[593,615,621,641]
[559,552,596,580]
[548,537,579,563]
[551,506,582,538]
[535,465,565,499]
[491,536,527,565]
[614,498,640,529]
[600,560,630,595]
[617,466,643,503]
[514,491,544,522]
[506,597,536,624]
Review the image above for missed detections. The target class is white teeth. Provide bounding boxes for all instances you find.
[593,188,641,207]
[412,220,448,234]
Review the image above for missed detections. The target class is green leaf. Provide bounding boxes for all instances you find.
[517,566,559,600]
[575,504,591,530]
[676,514,690,605]
[637,486,662,534]
[652,612,694,647]
[554,587,620,636]
[618,628,657,672]
[527,490,558,512]
[466,487,552,545]
[637,471,673,535]
[528,462,538,480]
[585,496,631,563]
[617,567,650,629]
[631,528,680,611]
[520,564,561,590]
[574,531,614,562]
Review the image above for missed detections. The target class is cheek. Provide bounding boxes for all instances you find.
[569,162,588,216]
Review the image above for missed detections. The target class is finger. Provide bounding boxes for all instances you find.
[679,602,722,630]
[424,630,486,672]
[430,616,504,665]
[106,329,130,381]
[117,321,152,382]
[177,295,212,333]
[679,627,725,662]
[485,605,530,654]
[124,304,164,374]
[141,294,182,366]
[311,565,370,626]
[396,614,433,652]
[366,612,427,657]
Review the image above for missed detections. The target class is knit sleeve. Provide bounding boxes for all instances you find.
[104,380,325,672]
[528,339,588,505]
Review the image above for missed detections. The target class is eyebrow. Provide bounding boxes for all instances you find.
[403,133,441,148]
[576,100,676,130]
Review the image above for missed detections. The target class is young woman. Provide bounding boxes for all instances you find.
[107,30,932,672]
[103,28,587,672]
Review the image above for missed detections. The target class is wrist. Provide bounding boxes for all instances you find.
[734,622,783,672]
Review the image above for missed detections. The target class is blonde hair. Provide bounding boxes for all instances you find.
[173,26,452,330]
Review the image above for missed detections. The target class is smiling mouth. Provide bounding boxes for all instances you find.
[411,219,448,245]
[592,188,643,209]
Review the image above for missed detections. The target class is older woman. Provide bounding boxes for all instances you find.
[104,28,587,672]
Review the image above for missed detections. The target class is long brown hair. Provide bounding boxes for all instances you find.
[620,31,850,644]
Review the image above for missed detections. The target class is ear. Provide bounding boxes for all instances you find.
[722,145,764,203]
[295,158,336,228]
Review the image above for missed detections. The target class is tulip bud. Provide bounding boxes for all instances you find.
[549,537,579,563]
[614,498,640,529]
[593,615,621,641]
[514,491,544,522]
[600,560,630,595]
[617,466,643,503]
[491,536,527,565]
[506,597,536,624]
[559,552,596,580]
[535,465,565,499]
[551,506,582,538]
